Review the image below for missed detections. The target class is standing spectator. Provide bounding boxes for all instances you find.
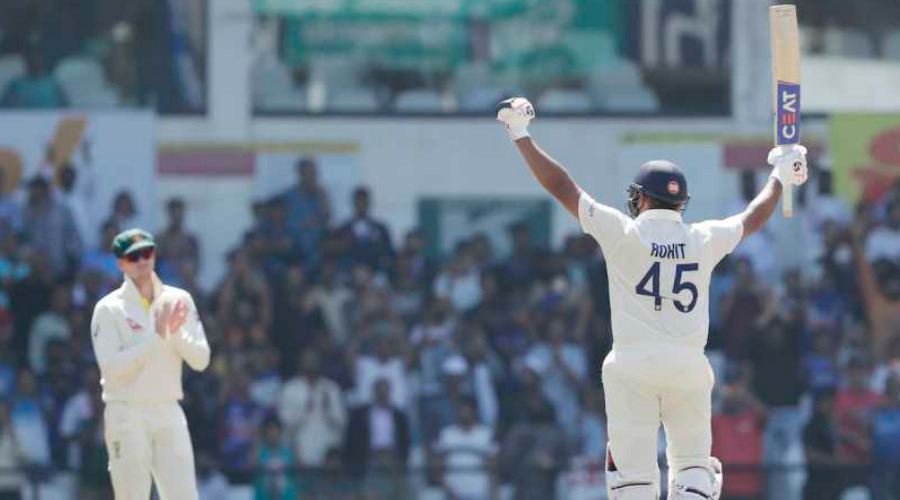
[576,388,607,461]
[872,375,900,499]
[9,250,54,356]
[436,397,496,500]
[56,164,94,251]
[0,399,24,500]
[0,47,67,108]
[277,350,346,467]
[720,258,769,359]
[399,228,434,284]
[250,417,297,500]
[27,282,71,374]
[156,197,200,286]
[79,221,121,286]
[58,367,109,498]
[278,157,331,261]
[434,246,482,313]
[21,177,82,278]
[216,249,272,332]
[309,262,353,345]
[9,368,51,472]
[500,222,538,293]
[834,357,883,493]
[804,329,840,392]
[866,200,900,262]
[852,222,900,357]
[803,388,842,500]
[344,379,411,497]
[500,393,568,500]
[336,186,394,272]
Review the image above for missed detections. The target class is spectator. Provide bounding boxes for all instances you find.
[420,355,471,447]
[9,368,50,471]
[804,328,840,392]
[216,249,272,332]
[344,379,411,496]
[58,367,109,498]
[852,221,900,357]
[247,348,281,411]
[0,317,15,398]
[250,416,297,500]
[399,227,434,284]
[309,262,353,345]
[156,197,200,285]
[500,222,538,293]
[278,157,331,261]
[0,399,24,500]
[462,329,502,429]
[720,258,769,359]
[217,373,265,482]
[435,397,496,500]
[0,169,23,241]
[21,176,82,278]
[353,335,407,409]
[711,365,766,500]
[0,47,67,108]
[576,388,607,461]
[866,199,900,262]
[803,388,842,500]
[434,245,482,313]
[27,282,71,374]
[522,315,587,440]
[390,254,425,325]
[834,357,883,493]
[257,198,303,276]
[277,350,346,467]
[79,221,121,286]
[55,164,94,251]
[871,375,900,499]
[105,190,138,232]
[500,392,568,500]
[336,186,394,272]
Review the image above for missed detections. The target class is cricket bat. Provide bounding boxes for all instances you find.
[769,5,801,217]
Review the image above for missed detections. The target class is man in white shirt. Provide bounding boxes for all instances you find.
[90,228,210,499]
[437,397,496,500]
[496,97,808,499]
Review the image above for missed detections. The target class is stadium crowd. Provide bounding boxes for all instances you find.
[0,156,898,500]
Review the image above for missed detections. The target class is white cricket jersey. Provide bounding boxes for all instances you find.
[579,192,743,351]
[90,273,210,403]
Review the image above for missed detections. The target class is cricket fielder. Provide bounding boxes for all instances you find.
[496,98,807,499]
[90,229,210,499]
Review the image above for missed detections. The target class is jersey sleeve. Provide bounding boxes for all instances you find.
[697,215,744,263]
[578,191,630,250]
[90,303,158,384]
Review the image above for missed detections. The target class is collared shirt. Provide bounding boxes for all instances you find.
[579,192,743,350]
[90,272,210,403]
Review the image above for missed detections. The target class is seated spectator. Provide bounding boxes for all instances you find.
[711,365,766,500]
[277,350,346,467]
[156,197,200,285]
[872,375,900,499]
[420,355,470,446]
[250,416,297,500]
[435,397,496,500]
[390,254,425,325]
[336,186,394,272]
[27,282,72,374]
[278,157,331,261]
[0,47,67,108]
[344,379,411,496]
[462,329,502,429]
[803,388,842,500]
[434,244,482,313]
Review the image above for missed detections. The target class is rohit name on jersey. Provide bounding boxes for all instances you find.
[650,242,687,259]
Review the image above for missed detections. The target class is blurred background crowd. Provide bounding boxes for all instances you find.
[2,0,900,499]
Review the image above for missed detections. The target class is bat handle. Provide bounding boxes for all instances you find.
[782,181,793,217]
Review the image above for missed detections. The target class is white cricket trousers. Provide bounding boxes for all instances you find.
[602,344,715,487]
[103,401,199,500]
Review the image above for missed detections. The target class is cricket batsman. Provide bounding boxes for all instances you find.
[90,229,211,499]
[496,97,807,499]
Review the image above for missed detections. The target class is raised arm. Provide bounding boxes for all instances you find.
[497,98,582,219]
[737,145,808,239]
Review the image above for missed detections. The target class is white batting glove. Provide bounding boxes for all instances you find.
[768,144,808,187]
[495,97,535,141]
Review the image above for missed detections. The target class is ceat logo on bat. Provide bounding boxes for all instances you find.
[777,82,801,145]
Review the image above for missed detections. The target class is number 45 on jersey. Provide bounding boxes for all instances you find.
[635,262,699,313]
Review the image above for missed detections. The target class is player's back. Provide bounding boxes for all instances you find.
[579,193,743,352]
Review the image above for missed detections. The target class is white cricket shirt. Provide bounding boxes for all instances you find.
[579,192,743,351]
[90,273,210,403]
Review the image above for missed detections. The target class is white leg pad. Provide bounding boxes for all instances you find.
[606,448,659,500]
[668,458,722,500]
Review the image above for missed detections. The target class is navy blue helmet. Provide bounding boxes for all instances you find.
[626,160,690,218]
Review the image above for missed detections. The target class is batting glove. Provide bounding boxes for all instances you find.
[495,97,535,141]
[768,144,808,187]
